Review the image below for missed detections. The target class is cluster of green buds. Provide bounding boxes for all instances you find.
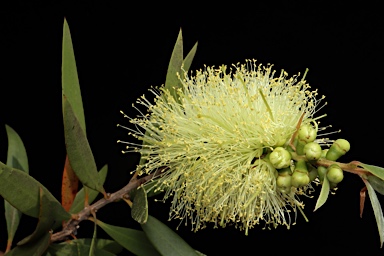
[268,121,351,193]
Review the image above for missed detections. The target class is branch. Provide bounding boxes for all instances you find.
[290,152,369,176]
[51,173,155,242]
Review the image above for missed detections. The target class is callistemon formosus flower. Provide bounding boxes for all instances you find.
[119,59,329,233]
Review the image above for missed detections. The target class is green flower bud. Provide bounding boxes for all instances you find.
[325,139,351,161]
[307,164,318,182]
[294,159,308,174]
[291,171,310,188]
[298,124,317,143]
[277,175,292,193]
[317,166,328,182]
[303,142,322,160]
[278,167,292,176]
[269,147,292,169]
[295,140,306,155]
[321,149,328,158]
[291,160,310,188]
[326,164,344,184]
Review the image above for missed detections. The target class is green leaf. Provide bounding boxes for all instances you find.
[44,241,115,256]
[131,186,148,224]
[5,125,29,172]
[364,179,384,248]
[367,175,384,195]
[141,215,199,256]
[6,232,50,256]
[63,98,104,194]
[62,18,85,132]
[314,176,330,211]
[95,219,160,256]
[4,125,29,247]
[0,162,70,222]
[17,188,56,246]
[69,239,123,255]
[181,41,198,79]
[359,162,384,181]
[88,213,98,256]
[164,29,183,103]
[69,165,108,214]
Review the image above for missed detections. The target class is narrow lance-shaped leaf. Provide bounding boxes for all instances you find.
[4,125,29,251]
[17,187,56,246]
[69,165,108,214]
[314,176,330,211]
[5,232,51,256]
[45,240,117,256]
[0,162,70,222]
[131,186,148,224]
[61,17,86,219]
[181,41,198,80]
[358,162,384,181]
[141,215,199,256]
[89,212,97,256]
[63,98,105,194]
[367,174,384,195]
[62,18,86,131]
[363,179,384,248]
[45,238,123,256]
[95,219,160,256]
[164,28,183,102]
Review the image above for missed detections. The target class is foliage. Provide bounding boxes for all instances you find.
[0,18,200,256]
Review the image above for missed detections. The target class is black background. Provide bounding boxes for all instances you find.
[1,1,384,255]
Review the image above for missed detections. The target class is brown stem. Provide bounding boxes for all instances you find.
[291,152,369,176]
[51,173,155,243]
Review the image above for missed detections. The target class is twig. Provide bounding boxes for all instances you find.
[51,173,155,243]
[290,152,368,176]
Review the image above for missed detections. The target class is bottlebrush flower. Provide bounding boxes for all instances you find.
[119,59,326,233]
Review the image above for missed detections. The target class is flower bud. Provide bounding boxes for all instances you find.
[307,164,318,182]
[291,171,310,188]
[277,174,292,193]
[326,164,344,184]
[298,124,317,143]
[294,159,308,173]
[326,139,350,161]
[295,140,306,155]
[291,160,310,188]
[317,166,328,182]
[278,167,292,176]
[303,142,322,161]
[321,149,328,158]
[269,147,292,169]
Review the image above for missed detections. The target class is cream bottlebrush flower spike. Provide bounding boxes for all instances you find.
[120,60,330,233]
